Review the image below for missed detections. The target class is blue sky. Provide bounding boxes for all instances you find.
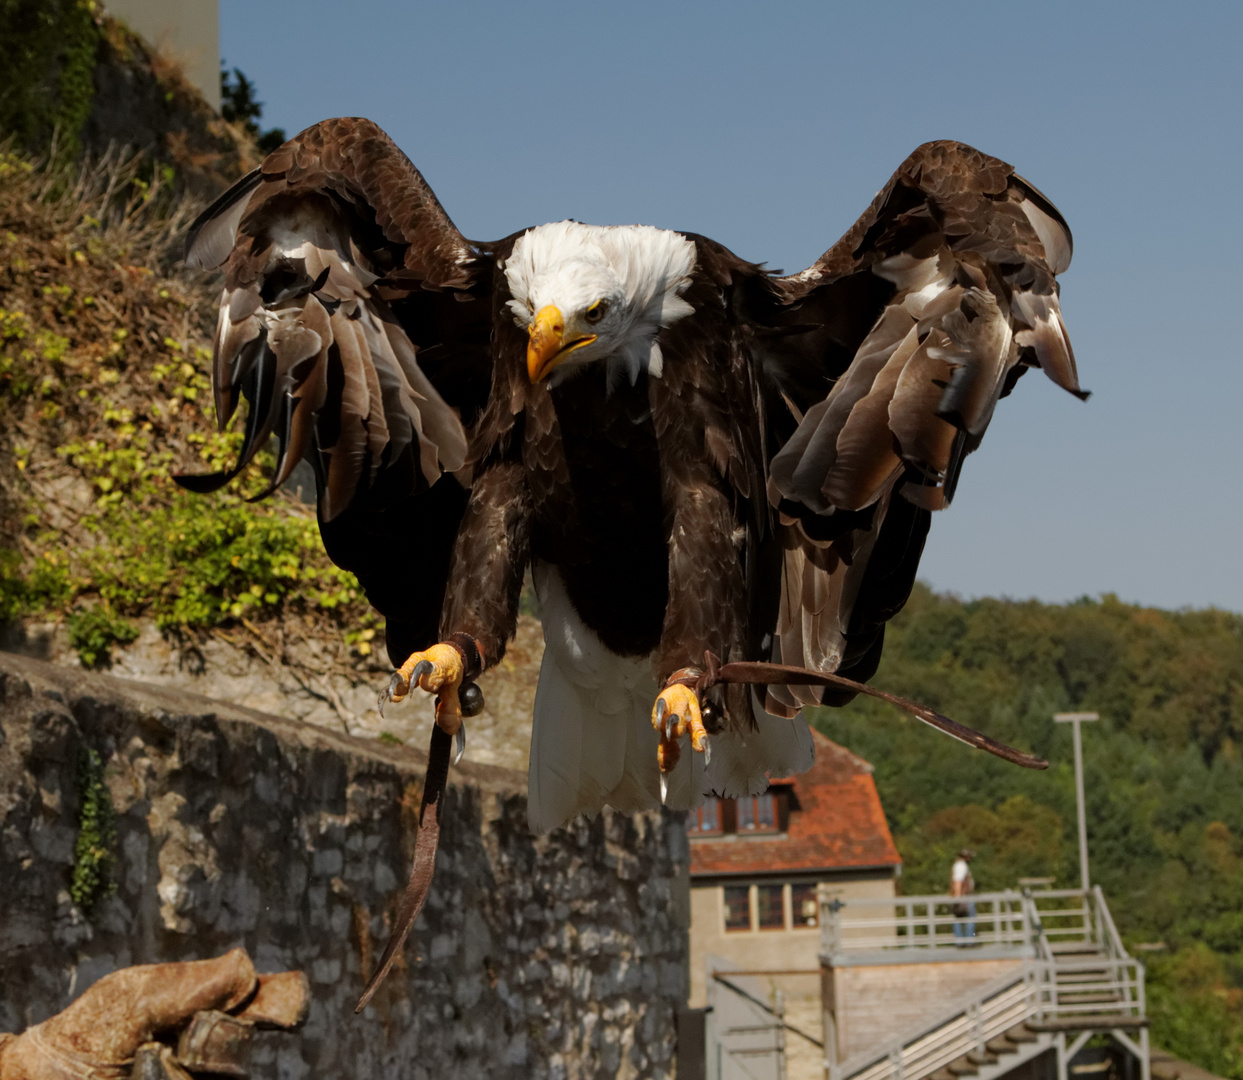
[220,1,1243,612]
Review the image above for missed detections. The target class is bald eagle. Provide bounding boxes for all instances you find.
[185,118,1081,836]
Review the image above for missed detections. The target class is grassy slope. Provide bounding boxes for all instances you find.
[0,148,378,674]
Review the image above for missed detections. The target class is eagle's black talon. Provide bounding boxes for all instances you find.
[378,672,404,717]
[654,698,667,726]
[454,723,466,765]
[410,659,435,686]
[460,681,484,717]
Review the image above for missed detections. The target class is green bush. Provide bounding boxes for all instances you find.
[0,213,373,658]
[66,604,137,667]
[1147,945,1243,1078]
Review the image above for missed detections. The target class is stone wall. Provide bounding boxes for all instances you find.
[0,653,690,1079]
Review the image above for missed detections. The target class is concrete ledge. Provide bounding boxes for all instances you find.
[824,945,1035,967]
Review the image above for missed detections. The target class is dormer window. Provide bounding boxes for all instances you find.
[737,793,778,833]
[689,798,723,835]
[687,789,790,838]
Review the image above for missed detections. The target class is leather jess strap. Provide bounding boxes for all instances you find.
[682,651,1048,770]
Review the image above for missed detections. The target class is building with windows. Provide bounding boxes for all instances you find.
[687,728,901,1008]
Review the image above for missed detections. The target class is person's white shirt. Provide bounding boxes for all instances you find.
[951,858,972,896]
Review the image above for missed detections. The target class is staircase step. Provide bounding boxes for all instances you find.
[1058,992,1124,1004]
[947,1055,980,1076]
[1003,1025,1039,1044]
[985,1038,1020,1055]
[967,1051,1000,1066]
[1026,1017,1149,1032]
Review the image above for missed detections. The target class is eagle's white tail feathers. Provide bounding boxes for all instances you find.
[528,564,816,834]
[528,563,660,832]
[527,646,631,833]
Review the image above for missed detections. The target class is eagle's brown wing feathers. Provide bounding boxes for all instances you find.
[756,140,1082,713]
[183,116,481,520]
[183,118,498,662]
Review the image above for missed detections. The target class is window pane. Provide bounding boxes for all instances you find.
[738,798,755,830]
[725,886,751,931]
[757,794,775,829]
[792,884,818,927]
[758,884,785,929]
[699,799,719,832]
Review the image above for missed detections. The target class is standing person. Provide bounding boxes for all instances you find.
[951,849,976,944]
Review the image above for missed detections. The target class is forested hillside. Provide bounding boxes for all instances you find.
[814,584,1243,1076]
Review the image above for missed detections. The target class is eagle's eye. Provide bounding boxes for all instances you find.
[585,300,608,324]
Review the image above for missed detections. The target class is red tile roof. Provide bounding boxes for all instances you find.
[689,729,901,877]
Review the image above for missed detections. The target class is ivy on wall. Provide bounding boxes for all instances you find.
[0,0,102,157]
[70,746,116,913]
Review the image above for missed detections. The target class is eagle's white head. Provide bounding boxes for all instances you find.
[503,221,697,387]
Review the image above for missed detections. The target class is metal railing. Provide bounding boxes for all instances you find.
[1038,956,1145,1019]
[1026,887,1128,962]
[818,889,1031,959]
[1092,887,1129,959]
[1025,888,1090,959]
[707,963,792,1080]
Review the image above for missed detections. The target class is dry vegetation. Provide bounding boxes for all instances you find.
[0,144,382,696]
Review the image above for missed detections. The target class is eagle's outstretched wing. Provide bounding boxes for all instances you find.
[183,118,496,659]
[756,140,1083,712]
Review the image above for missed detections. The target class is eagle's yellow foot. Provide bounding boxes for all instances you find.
[652,683,710,801]
[379,642,465,736]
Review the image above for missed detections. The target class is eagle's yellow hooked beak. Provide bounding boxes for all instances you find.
[527,305,597,383]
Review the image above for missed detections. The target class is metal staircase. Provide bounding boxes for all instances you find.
[822,887,1149,1080]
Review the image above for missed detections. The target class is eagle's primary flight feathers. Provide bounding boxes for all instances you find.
[185,117,1082,835]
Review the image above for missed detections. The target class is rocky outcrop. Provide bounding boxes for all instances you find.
[3,612,545,774]
[0,653,689,1079]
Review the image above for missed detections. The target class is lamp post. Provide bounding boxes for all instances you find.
[1053,712,1099,892]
